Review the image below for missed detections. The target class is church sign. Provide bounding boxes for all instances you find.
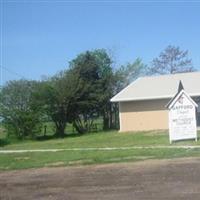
[167,81,198,144]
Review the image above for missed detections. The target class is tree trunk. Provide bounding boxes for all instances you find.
[73,118,87,134]
[103,113,109,130]
[114,103,119,129]
[109,104,113,129]
[55,121,66,138]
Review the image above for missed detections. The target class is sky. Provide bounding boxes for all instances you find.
[1,1,200,85]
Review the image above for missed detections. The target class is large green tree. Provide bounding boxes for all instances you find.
[90,49,115,130]
[35,71,78,137]
[69,50,145,131]
[68,51,102,133]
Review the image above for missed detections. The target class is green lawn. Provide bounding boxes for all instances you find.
[0,130,200,170]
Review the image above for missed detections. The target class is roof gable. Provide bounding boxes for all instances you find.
[166,89,198,109]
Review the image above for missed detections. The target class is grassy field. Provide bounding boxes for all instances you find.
[0,130,200,170]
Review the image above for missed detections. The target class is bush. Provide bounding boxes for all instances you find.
[0,80,42,140]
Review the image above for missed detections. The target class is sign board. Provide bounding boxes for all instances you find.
[167,88,198,143]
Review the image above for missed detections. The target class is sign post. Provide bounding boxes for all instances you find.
[167,81,198,144]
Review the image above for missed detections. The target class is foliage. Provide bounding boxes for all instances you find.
[69,50,145,131]
[0,49,146,138]
[0,49,146,139]
[0,80,42,139]
[34,71,78,137]
[148,45,195,75]
[90,49,115,130]
[69,50,108,132]
[115,58,146,92]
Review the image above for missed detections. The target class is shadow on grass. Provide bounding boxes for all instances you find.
[0,129,116,146]
[36,132,81,141]
[35,129,115,141]
[0,138,10,147]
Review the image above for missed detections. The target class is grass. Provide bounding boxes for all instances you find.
[1,146,200,170]
[1,130,200,150]
[0,130,200,170]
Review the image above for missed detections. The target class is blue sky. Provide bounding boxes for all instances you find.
[1,1,200,85]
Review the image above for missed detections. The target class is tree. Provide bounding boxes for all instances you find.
[34,71,77,137]
[35,50,112,136]
[0,80,42,139]
[102,58,146,130]
[148,45,195,75]
[90,49,115,130]
[69,51,103,133]
[69,49,121,131]
[115,58,146,92]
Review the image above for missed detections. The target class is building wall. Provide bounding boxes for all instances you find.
[119,99,170,132]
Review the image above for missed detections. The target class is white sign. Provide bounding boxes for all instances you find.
[168,90,198,143]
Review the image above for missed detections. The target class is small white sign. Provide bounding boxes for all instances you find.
[167,90,198,143]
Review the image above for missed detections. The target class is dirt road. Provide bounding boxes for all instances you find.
[1,158,200,200]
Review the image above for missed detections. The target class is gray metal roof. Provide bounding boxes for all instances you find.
[111,71,200,102]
